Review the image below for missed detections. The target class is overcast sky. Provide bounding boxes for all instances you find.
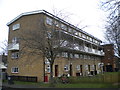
[0,0,107,53]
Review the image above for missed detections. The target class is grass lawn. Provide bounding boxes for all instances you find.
[55,83,119,88]
[3,72,120,88]
[3,80,119,88]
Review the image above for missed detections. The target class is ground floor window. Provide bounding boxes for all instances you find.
[11,67,19,73]
[64,65,69,71]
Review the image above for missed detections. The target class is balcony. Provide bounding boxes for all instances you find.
[68,46,105,56]
[84,47,104,56]
[8,43,19,51]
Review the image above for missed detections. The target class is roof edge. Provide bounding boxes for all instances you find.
[6,10,45,26]
[6,10,102,42]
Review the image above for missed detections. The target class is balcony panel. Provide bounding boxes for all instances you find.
[8,43,19,51]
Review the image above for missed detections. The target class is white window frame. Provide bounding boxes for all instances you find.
[76,65,80,70]
[61,52,68,57]
[80,54,83,59]
[12,37,19,44]
[70,53,73,58]
[85,65,88,70]
[68,27,73,33]
[89,37,92,42]
[64,65,69,71]
[47,65,51,73]
[74,54,79,58]
[61,24,67,30]
[46,17,52,25]
[11,52,19,59]
[84,55,87,59]
[82,34,87,39]
[11,67,19,73]
[12,24,20,30]
[78,32,81,37]
[55,21,59,27]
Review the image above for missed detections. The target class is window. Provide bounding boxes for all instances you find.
[47,65,51,73]
[78,32,81,37]
[11,52,19,59]
[87,36,90,40]
[68,28,73,33]
[70,53,73,58]
[85,65,88,70]
[74,54,79,58]
[84,55,87,59]
[64,65,69,71]
[76,65,80,70]
[61,24,67,30]
[89,37,92,41]
[88,55,91,60]
[82,34,87,39]
[73,30,79,36]
[46,17,52,25]
[61,52,68,57]
[11,67,19,73]
[12,24,20,30]
[12,37,19,44]
[55,21,59,27]
[95,40,98,44]
[61,41,68,47]
[80,54,83,59]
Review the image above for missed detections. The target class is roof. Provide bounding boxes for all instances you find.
[7,10,102,42]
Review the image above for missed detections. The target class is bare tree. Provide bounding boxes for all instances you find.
[0,40,8,55]
[100,0,120,57]
[19,10,72,85]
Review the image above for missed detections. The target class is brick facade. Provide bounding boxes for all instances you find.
[7,10,104,82]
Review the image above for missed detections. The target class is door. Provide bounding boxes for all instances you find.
[44,76,48,82]
[80,65,83,75]
[70,64,72,76]
[55,65,58,77]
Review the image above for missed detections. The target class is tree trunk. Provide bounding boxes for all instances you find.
[49,63,55,87]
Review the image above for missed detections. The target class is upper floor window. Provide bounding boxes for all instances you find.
[89,37,92,42]
[46,65,51,73]
[74,54,79,58]
[73,30,79,36]
[80,54,83,59]
[55,21,59,27]
[70,53,73,58]
[82,34,87,39]
[61,52,68,57]
[11,52,19,59]
[12,24,20,30]
[78,32,81,37]
[84,55,88,59]
[12,37,19,44]
[11,67,19,73]
[61,24,67,30]
[46,17,52,25]
[68,27,73,33]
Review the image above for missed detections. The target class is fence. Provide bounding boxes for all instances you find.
[10,76,37,82]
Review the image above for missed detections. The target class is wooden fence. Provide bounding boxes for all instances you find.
[10,76,37,82]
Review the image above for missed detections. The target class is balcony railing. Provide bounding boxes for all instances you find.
[8,43,19,51]
[59,45,104,56]
[84,47,104,56]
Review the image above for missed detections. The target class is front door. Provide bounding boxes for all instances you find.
[70,64,72,76]
[55,65,58,77]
